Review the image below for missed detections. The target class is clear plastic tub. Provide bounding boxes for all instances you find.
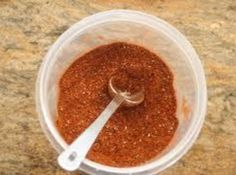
[36,10,207,175]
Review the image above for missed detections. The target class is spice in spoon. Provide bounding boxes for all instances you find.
[56,42,178,167]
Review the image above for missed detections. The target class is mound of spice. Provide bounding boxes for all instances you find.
[56,42,178,167]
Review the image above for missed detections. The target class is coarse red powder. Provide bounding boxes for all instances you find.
[56,42,178,167]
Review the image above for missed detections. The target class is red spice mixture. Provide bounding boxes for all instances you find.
[56,42,178,167]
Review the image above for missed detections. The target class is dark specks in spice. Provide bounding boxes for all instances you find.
[56,42,178,167]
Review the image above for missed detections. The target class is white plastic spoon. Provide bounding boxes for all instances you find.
[58,77,144,171]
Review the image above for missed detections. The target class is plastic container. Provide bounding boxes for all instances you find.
[36,10,207,175]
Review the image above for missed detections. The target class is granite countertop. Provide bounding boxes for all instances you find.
[0,0,236,175]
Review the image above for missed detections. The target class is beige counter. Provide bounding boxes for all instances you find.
[0,0,236,174]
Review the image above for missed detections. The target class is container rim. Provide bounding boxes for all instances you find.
[36,10,207,174]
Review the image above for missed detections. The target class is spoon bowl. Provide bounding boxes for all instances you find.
[108,77,145,107]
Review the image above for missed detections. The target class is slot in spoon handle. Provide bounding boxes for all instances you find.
[58,94,124,171]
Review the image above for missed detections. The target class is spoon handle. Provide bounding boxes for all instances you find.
[58,94,124,171]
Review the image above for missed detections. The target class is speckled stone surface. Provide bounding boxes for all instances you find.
[0,0,235,175]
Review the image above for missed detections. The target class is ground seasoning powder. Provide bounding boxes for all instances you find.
[56,42,178,167]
